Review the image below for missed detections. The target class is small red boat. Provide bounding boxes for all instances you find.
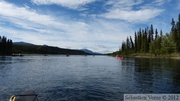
[115,55,124,60]
[119,56,124,60]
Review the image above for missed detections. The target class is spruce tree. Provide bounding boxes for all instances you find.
[126,37,130,50]
[144,29,148,52]
[138,29,142,52]
[150,24,154,41]
[177,14,180,51]
[171,18,178,52]
[134,32,138,52]
[171,18,175,31]
[0,36,13,55]
[130,36,134,50]
[155,29,158,40]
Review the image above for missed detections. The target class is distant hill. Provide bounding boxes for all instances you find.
[12,42,92,55]
[81,49,102,55]
[13,42,35,46]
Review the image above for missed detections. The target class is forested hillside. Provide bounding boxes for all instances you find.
[12,42,91,55]
[0,38,92,55]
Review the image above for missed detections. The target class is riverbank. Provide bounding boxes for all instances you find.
[123,53,180,59]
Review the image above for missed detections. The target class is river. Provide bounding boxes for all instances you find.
[0,55,180,101]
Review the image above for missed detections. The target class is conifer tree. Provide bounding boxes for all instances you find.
[171,18,176,31]
[155,29,158,40]
[150,24,154,41]
[0,36,13,55]
[177,14,180,51]
[134,32,138,52]
[144,29,148,52]
[126,37,130,50]
[130,36,134,50]
[137,29,142,52]
[171,18,178,52]
[121,41,126,52]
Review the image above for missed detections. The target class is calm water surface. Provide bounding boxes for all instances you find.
[0,55,180,101]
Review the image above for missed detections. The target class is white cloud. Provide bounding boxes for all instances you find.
[153,0,172,6]
[106,0,143,10]
[32,0,96,9]
[0,1,133,53]
[0,1,69,32]
[99,0,165,22]
[100,8,163,22]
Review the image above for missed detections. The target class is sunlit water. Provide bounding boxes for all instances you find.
[0,55,180,101]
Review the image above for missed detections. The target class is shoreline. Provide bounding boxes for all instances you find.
[123,53,180,59]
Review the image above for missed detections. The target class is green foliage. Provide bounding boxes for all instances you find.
[160,34,176,54]
[171,14,180,52]
[118,13,180,56]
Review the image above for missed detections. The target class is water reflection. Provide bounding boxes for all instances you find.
[121,58,180,93]
[0,56,12,64]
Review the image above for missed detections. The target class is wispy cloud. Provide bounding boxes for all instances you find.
[32,0,96,9]
[0,1,67,32]
[100,8,163,22]
[106,0,143,10]
[99,0,164,22]
[0,0,133,53]
[153,0,172,6]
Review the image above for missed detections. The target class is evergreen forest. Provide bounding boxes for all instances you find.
[0,36,13,55]
[118,14,180,56]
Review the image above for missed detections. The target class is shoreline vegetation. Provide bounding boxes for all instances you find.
[0,36,13,55]
[109,13,180,60]
[126,53,180,59]
[108,52,180,59]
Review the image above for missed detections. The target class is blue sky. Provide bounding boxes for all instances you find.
[0,0,180,53]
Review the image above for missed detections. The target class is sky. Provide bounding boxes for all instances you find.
[0,0,180,53]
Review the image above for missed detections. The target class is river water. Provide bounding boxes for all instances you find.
[0,55,180,101]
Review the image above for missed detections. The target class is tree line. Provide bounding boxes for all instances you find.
[0,36,13,55]
[119,14,180,55]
